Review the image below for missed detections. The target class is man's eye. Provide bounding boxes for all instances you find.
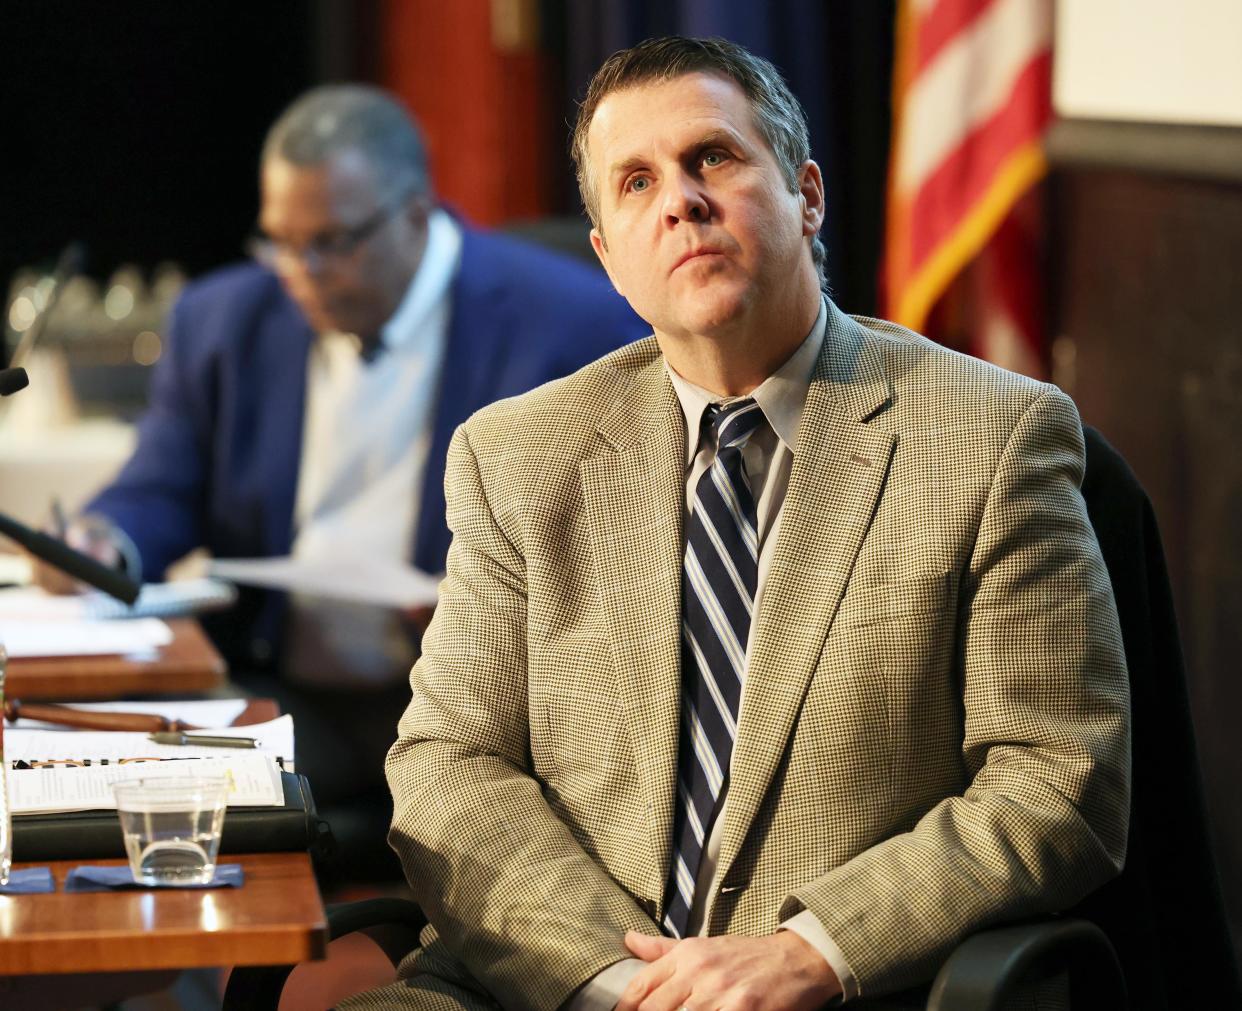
[703,151,726,167]
[628,176,650,193]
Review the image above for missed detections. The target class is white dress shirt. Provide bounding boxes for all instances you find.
[571,300,859,1007]
[282,210,462,686]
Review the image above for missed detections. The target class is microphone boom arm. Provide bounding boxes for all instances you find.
[0,510,140,604]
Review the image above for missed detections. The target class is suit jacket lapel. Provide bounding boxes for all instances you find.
[412,228,508,572]
[718,308,897,877]
[579,350,685,899]
[257,290,312,556]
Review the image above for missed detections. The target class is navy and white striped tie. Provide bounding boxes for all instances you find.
[663,397,764,937]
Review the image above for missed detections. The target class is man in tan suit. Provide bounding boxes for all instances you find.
[356,37,1129,1010]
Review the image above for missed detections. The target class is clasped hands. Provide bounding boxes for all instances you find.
[615,929,841,1011]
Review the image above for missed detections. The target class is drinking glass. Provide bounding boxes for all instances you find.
[112,775,229,886]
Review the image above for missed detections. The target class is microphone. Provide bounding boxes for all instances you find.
[0,511,140,604]
[0,368,28,397]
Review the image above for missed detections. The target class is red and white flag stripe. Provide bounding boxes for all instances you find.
[884,0,1053,360]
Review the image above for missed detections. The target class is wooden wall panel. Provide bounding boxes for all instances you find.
[1049,122,1242,965]
[380,0,554,225]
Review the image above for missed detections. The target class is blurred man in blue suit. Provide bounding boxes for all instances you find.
[39,86,647,850]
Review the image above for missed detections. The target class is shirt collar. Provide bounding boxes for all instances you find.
[666,298,827,464]
[326,209,461,357]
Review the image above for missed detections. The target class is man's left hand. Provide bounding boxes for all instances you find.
[615,929,841,1010]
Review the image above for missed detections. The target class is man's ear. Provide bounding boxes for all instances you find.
[590,228,624,295]
[798,160,826,237]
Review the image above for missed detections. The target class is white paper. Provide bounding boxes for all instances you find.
[6,698,251,732]
[209,555,441,608]
[6,753,285,814]
[0,554,31,586]
[0,587,87,619]
[0,579,236,621]
[3,715,296,771]
[0,616,172,657]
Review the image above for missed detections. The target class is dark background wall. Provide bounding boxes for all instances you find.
[0,3,327,290]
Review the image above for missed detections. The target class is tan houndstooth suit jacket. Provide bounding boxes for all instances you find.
[362,301,1130,1010]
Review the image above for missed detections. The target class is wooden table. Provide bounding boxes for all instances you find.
[0,852,327,974]
[4,618,227,700]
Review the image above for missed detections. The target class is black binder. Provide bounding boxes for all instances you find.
[11,771,336,866]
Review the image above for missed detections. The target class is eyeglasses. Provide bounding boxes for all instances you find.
[249,200,406,270]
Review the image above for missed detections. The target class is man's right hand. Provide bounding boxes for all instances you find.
[615,930,841,1011]
[29,515,124,594]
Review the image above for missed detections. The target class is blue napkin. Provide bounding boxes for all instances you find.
[65,863,244,892]
[0,867,55,894]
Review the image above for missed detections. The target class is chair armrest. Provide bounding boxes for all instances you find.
[326,896,428,964]
[221,897,428,1011]
[926,918,1126,1011]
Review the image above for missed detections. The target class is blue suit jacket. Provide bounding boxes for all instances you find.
[89,226,648,663]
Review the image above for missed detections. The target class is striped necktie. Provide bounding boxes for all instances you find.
[663,397,764,937]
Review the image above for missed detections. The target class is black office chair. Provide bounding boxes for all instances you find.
[1059,426,1240,1008]
[224,426,1240,1010]
[926,427,1240,1009]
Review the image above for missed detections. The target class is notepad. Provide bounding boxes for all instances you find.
[81,577,238,619]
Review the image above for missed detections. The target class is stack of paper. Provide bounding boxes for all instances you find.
[3,700,296,814]
[0,616,172,658]
[6,752,285,815]
[4,715,294,769]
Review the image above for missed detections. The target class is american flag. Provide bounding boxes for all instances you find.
[883,0,1053,376]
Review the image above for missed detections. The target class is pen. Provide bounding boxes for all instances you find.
[50,497,68,539]
[148,732,258,748]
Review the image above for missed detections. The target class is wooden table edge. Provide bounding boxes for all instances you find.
[5,618,228,700]
[0,852,328,975]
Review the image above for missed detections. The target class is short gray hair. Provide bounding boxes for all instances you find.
[572,36,826,288]
[262,84,431,203]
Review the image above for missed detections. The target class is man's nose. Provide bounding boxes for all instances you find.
[277,245,330,282]
[661,172,710,226]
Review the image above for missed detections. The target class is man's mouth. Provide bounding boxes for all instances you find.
[673,248,723,272]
